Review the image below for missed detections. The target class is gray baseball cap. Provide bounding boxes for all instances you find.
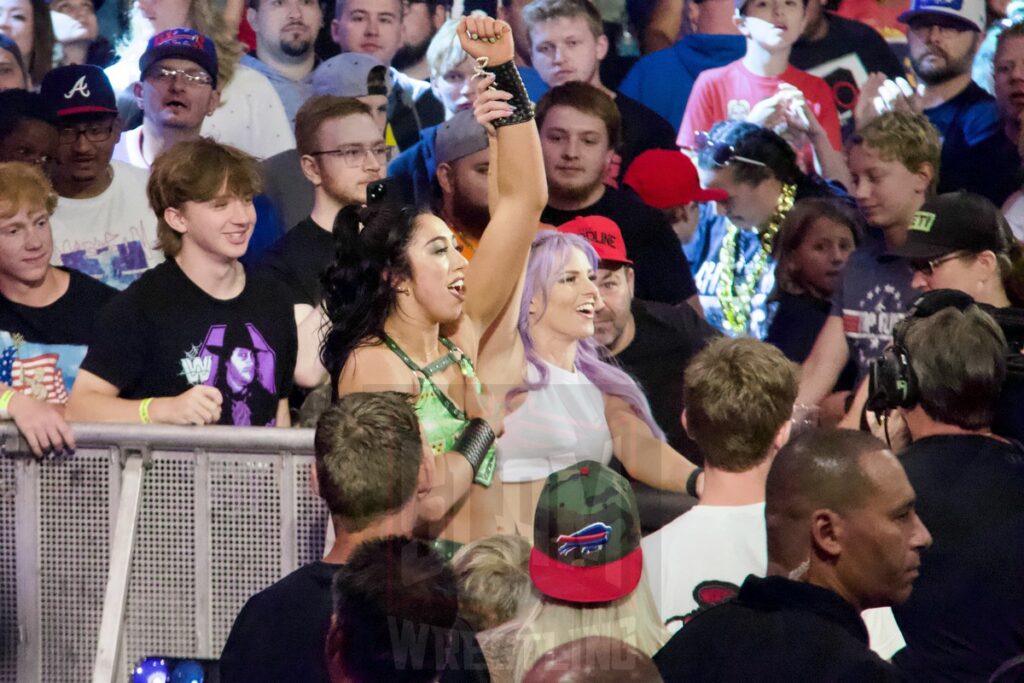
[435,109,489,165]
[311,53,393,98]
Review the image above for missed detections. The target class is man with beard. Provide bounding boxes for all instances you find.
[392,0,447,79]
[243,0,323,123]
[257,96,384,387]
[861,0,999,198]
[435,109,490,258]
[537,82,699,307]
[113,29,221,170]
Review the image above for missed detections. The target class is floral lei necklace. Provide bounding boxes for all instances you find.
[716,183,796,334]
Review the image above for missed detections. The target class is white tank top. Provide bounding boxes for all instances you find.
[496,360,614,483]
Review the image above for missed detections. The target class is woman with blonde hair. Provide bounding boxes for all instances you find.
[510,461,669,681]
[104,0,293,158]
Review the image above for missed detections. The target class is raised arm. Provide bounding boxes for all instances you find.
[461,15,548,335]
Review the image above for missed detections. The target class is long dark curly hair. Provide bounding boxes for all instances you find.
[320,203,429,388]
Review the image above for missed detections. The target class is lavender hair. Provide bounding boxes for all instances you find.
[510,231,665,440]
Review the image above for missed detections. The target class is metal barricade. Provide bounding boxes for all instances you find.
[0,422,326,683]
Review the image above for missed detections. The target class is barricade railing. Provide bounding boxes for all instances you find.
[0,422,325,683]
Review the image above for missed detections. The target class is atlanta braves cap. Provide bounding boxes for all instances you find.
[529,460,643,604]
[39,64,117,119]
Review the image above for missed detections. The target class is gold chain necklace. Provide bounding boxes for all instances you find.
[716,183,796,334]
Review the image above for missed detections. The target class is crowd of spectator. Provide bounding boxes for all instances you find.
[1,0,1023,679]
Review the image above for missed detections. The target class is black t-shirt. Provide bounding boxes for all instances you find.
[655,575,903,682]
[987,304,1024,442]
[219,560,491,683]
[80,260,296,426]
[766,291,856,390]
[791,13,903,131]
[0,268,116,402]
[613,298,719,463]
[939,127,1021,206]
[256,216,335,307]
[615,93,678,181]
[541,187,698,305]
[893,434,1024,683]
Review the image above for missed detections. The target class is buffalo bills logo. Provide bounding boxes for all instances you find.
[556,522,611,556]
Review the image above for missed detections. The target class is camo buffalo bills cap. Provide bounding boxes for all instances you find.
[529,460,643,603]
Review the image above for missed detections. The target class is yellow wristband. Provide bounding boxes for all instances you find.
[139,397,153,425]
[0,389,15,419]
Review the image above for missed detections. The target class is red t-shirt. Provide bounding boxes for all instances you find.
[677,59,843,160]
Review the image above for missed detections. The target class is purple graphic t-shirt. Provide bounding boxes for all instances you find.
[81,260,296,426]
[829,228,916,380]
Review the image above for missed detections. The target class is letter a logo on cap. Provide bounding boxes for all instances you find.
[64,75,91,100]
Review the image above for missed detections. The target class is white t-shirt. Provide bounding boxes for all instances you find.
[200,65,295,160]
[642,501,906,659]
[111,126,146,169]
[50,161,163,290]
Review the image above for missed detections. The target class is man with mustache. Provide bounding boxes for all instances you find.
[40,64,162,290]
[243,0,324,123]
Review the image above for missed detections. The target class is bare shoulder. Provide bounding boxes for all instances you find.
[337,344,419,396]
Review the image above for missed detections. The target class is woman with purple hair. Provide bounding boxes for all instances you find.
[478,231,698,534]
[320,16,546,549]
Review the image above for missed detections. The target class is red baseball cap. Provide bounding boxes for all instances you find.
[557,216,632,266]
[623,149,729,209]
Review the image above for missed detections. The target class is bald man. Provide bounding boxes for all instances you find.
[524,637,663,683]
[654,429,932,682]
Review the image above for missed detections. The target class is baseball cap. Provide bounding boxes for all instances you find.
[623,149,729,209]
[312,53,393,98]
[139,28,219,89]
[557,216,632,266]
[435,109,489,165]
[888,192,1015,260]
[529,461,643,604]
[39,64,117,118]
[898,0,985,32]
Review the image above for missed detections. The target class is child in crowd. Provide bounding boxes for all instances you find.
[677,0,844,179]
[796,111,940,416]
[767,197,860,391]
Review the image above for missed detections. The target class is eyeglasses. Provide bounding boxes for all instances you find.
[909,251,966,276]
[58,122,114,144]
[146,66,213,87]
[309,144,391,167]
[695,131,768,169]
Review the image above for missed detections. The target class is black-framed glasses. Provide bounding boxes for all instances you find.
[58,122,114,145]
[909,251,966,276]
[695,131,767,169]
[309,144,391,167]
[146,66,213,87]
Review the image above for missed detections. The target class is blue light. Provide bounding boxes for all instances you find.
[171,659,205,683]
[132,657,169,683]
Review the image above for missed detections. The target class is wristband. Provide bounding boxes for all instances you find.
[686,467,703,498]
[139,397,153,425]
[453,418,495,476]
[0,389,15,419]
[479,59,535,128]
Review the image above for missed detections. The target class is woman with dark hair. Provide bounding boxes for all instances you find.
[767,197,860,386]
[477,230,699,534]
[688,119,848,338]
[0,0,55,85]
[321,15,546,545]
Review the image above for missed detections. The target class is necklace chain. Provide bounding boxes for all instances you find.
[716,183,796,334]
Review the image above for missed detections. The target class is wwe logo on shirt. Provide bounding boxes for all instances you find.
[64,75,91,99]
[180,345,212,384]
